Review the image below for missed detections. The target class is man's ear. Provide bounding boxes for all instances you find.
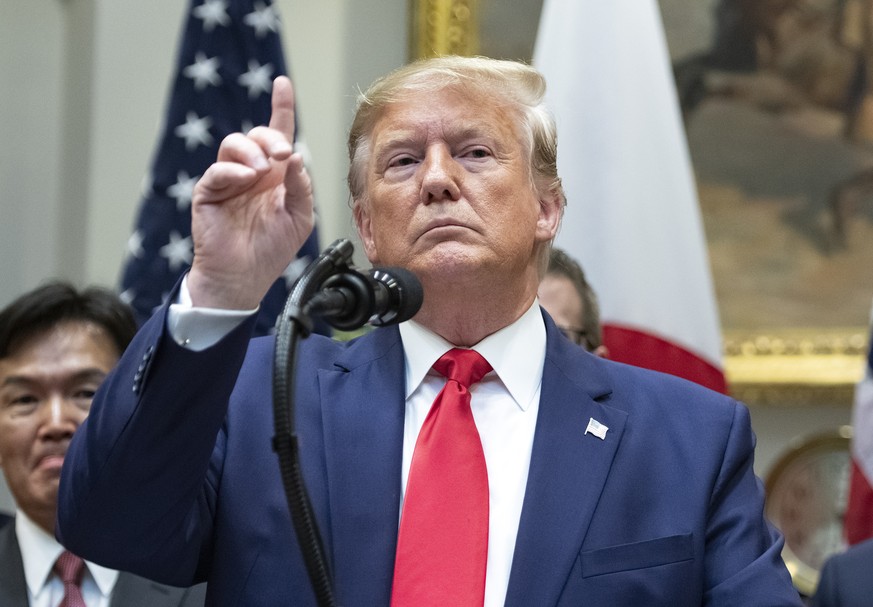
[593,345,609,359]
[536,188,564,243]
[353,200,378,260]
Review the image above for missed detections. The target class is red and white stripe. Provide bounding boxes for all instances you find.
[845,327,873,545]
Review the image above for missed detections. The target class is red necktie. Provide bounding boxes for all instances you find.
[54,550,87,607]
[391,348,492,606]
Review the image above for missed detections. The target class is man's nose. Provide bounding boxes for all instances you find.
[38,395,78,439]
[419,147,461,204]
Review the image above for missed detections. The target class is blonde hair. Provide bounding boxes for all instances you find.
[346,55,565,210]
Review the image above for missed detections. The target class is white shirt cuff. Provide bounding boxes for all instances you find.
[167,275,259,351]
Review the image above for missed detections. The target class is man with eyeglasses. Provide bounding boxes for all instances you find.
[538,248,608,357]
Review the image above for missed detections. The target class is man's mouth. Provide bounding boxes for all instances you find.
[35,453,66,472]
[421,218,469,236]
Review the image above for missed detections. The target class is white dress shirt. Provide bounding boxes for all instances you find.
[169,280,547,606]
[398,302,544,607]
[15,509,118,607]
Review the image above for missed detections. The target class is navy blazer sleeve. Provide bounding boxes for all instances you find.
[56,301,258,584]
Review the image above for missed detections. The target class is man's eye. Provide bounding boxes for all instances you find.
[464,148,490,159]
[2,395,39,416]
[389,156,417,168]
[10,394,38,406]
[72,389,97,400]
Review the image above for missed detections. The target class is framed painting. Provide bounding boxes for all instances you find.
[409,0,870,406]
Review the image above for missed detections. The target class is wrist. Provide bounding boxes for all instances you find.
[186,268,264,311]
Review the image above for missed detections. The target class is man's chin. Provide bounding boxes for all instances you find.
[30,471,63,500]
[418,237,484,260]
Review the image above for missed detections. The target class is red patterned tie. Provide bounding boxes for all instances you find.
[54,550,87,607]
[391,348,492,606]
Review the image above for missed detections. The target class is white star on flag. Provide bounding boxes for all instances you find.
[167,171,199,210]
[175,111,214,151]
[244,1,280,38]
[140,172,153,198]
[193,0,230,32]
[119,288,136,305]
[238,60,273,99]
[127,231,145,259]
[159,231,194,271]
[183,52,222,90]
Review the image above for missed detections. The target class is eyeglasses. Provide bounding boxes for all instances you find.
[557,325,597,352]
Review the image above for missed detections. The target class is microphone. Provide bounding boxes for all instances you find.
[307,266,423,331]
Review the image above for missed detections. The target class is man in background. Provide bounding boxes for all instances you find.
[538,247,608,357]
[811,537,873,606]
[0,282,205,606]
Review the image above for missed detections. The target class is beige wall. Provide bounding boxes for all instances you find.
[1,0,66,303]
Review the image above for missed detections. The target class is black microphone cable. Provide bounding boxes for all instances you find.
[272,238,422,607]
[273,239,350,607]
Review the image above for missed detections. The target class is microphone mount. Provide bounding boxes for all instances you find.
[272,238,422,607]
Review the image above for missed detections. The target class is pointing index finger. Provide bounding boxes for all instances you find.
[269,75,296,149]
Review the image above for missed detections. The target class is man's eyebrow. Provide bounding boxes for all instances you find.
[448,125,498,142]
[373,125,500,162]
[0,368,109,388]
[373,130,421,154]
[1,376,35,388]
[68,368,110,382]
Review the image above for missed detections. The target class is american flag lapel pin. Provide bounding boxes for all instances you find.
[585,417,608,440]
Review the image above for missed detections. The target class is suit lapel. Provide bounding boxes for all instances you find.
[0,520,199,607]
[505,321,627,607]
[319,327,406,606]
[0,524,28,606]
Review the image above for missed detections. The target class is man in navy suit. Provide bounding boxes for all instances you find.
[57,56,802,605]
[811,538,873,606]
[0,282,205,605]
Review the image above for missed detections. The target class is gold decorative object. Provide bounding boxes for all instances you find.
[764,426,853,596]
[725,329,867,406]
[409,0,479,59]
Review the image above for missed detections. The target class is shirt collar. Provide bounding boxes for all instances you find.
[16,508,119,598]
[398,299,546,411]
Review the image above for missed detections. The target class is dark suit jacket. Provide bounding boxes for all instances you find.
[0,522,205,606]
[57,303,802,606]
[811,538,873,607]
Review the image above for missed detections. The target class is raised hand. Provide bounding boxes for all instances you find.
[187,76,315,310]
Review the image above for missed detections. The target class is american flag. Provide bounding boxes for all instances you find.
[119,0,321,336]
[844,313,873,545]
